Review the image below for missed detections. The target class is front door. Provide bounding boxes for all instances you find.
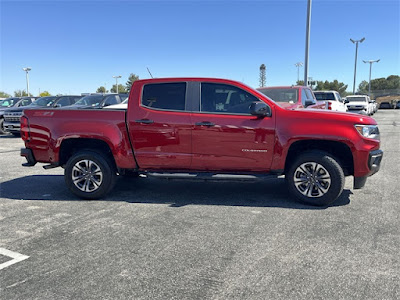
[191,82,275,172]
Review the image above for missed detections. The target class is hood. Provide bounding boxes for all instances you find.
[283,107,376,125]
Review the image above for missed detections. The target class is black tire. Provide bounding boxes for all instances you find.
[0,118,5,134]
[286,151,345,206]
[65,150,117,199]
[11,132,21,137]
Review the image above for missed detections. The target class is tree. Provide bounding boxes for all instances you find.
[96,86,108,93]
[370,75,400,90]
[14,90,28,97]
[125,73,139,92]
[358,80,369,94]
[111,84,127,93]
[314,80,348,96]
[39,91,51,97]
[296,80,304,86]
[0,91,11,98]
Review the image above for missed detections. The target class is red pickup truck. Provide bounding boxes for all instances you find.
[20,78,383,206]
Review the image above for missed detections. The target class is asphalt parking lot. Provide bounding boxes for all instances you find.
[0,109,399,300]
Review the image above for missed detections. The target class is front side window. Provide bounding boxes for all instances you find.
[33,96,57,107]
[201,83,259,114]
[56,97,71,107]
[142,83,186,111]
[103,95,119,106]
[75,95,104,106]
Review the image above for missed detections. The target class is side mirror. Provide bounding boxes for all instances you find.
[250,102,272,117]
[54,104,61,108]
[344,99,349,104]
[304,100,314,107]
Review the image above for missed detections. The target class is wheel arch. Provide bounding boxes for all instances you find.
[284,140,354,176]
[59,138,116,170]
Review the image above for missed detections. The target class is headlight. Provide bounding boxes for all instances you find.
[355,125,380,140]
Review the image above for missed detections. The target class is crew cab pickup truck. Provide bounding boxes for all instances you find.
[20,78,383,206]
[257,86,326,110]
[313,91,347,112]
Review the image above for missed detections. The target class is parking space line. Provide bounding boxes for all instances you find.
[0,248,29,270]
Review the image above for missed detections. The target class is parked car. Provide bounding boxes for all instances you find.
[257,86,326,110]
[313,91,347,112]
[0,97,37,134]
[3,95,82,135]
[345,95,374,115]
[370,100,378,113]
[379,101,393,109]
[69,94,126,109]
[20,77,383,207]
[395,101,400,109]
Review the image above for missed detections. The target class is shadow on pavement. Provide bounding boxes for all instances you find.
[0,175,351,209]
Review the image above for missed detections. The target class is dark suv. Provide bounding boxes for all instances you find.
[3,95,82,135]
[0,97,37,134]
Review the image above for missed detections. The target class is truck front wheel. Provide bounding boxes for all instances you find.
[65,150,116,199]
[286,151,345,206]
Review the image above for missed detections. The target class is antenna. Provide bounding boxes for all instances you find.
[146,67,154,78]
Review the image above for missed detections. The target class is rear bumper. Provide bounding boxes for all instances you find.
[354,149,383,189]
[21,148,37,166]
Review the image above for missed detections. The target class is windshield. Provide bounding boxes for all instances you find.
[32,96,57,106]
[347,97,367,103]
[74,95,104,106]
[314,92,335,101]
[0,98,19,107]
[258,88,298,103]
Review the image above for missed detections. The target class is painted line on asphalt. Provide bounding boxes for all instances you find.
[0,248,29,270]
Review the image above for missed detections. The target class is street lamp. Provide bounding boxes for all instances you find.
[363,59,380,97]
[295,62,303,83]
[303,0,312,86]
[112,75,122,93]
[350,37,365,94]
[22,67,31,96]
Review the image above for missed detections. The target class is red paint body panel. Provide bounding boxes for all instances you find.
[22,77,380,180]
[23,110,136,169]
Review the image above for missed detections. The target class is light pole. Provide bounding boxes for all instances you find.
[350,37,365,94]
[112,75,122,93]
[363,59,380,96]
[295,62,303,83]
[303,0,312,86]
[22,67,31,96]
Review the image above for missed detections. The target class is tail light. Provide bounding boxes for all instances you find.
[20,115,30,141]
[326,102,332,110]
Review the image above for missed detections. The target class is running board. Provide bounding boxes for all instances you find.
[145,172,278,182]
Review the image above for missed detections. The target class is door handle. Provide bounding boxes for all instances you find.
[135,119,154,124]
[195,121,215,127]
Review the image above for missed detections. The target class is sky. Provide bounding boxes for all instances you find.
[0,0,399,96]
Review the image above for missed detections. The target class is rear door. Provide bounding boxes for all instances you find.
[191,82,275,172]
[127,81,192,170]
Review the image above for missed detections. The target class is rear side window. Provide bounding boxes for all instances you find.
[142,83,186,111]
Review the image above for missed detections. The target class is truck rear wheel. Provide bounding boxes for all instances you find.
[286,151,345,206]
[65,150,116,199]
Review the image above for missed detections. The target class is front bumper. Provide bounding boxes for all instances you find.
[354,149,383,189]
[4,121,21,133]
[21,148,37,166]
